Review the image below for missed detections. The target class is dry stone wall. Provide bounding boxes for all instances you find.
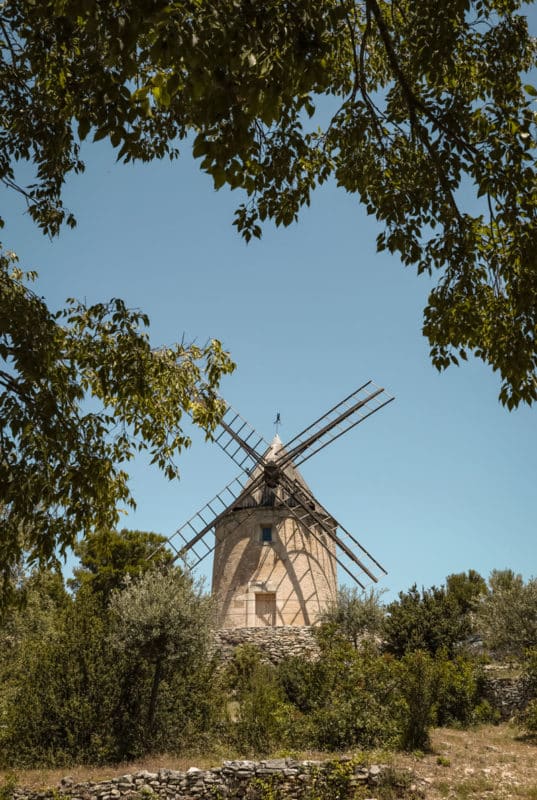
[11,759,420,800]
[481,674,532,720]
[213,625,320,664]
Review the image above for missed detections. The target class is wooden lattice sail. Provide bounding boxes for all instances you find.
[155,381,394,628]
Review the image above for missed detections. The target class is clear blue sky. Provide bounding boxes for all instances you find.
[3,34,537,600]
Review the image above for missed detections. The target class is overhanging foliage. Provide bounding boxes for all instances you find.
[1,0,536,404]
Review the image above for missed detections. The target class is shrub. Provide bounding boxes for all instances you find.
[318,586,386,648]
[226,645,293,754]
[473,571,537,660]
[385,584,469,658]
[472,699,501,725]
[522,647,537,694]
[279,638,402,751]
[0,773,17,800]
[398,650,436,751]
[434,654,480,727]
[519,698,537,736]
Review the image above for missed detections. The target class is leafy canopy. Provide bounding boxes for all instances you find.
[1,0,537,405]
[383,575,482,658]
[319,585,386,648]
[473,569,537,658]
[0,250,234,608]
[0,560,218,765]
[109,565,213,740]
[69,527,174,602]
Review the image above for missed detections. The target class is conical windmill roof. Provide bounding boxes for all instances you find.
[231,434,324,513]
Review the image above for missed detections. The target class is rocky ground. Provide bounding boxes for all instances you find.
[394,725,537,799]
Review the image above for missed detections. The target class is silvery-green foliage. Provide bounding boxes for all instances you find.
[319,586,386,648]
[109,566,216,743]
[109,566,213,661]
[473,570,537,659]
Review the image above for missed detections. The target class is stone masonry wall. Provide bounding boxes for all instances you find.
[213,625,320,664]
[212,509,337,629]
[12,759,419,800]
[481,674,532,720]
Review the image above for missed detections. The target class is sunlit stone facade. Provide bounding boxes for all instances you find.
[212,436,338,628]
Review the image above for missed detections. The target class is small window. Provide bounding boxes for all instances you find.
[261,526,273,543]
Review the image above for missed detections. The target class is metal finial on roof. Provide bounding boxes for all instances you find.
[274,412,282,435]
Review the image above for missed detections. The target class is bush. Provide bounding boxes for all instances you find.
[278,653,330,714]
[472,699,501,725]
[0,568,222,767]
[434,654,480,728]
[385,584,470,658]
[318,586,386,648]
[279,637,401,751]
[473,571,537,660]
[226,645,293,754]
[519,698,537,736]
[516,650,537,736]
[522,647,537,694]
[398,650,436,751]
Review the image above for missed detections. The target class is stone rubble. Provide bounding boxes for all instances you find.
[481,673,532,720]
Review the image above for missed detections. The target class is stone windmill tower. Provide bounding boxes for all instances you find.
[161,381,394,628]
[212,435,338,628]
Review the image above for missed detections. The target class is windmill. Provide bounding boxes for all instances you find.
[159,381,394,628]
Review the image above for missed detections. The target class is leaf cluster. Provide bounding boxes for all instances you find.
[318,585,386,648]
[0,552,507,767]
[0,250,234,609]
[1,1,537,403]
[69,526,174,601]
[384,570,487,658]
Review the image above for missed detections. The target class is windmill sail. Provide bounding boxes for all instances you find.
[158,381,393,627]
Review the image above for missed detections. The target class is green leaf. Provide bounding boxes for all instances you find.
[78,118,91,141]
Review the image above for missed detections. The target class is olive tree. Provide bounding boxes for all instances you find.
[319,586,386,648]
[474,569,537,659]
[109,566,214,743]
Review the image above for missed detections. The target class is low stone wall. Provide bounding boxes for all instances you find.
[12,759,419,800]
[213,626,320,664]
[482,674,532,720]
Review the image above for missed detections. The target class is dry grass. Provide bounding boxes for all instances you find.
[392,725,537,800]
[0,753,226,792]
[2,724,537,797]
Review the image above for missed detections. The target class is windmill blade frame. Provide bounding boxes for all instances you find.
[280,475,387,578]
[277,382,394,469]
[180,504,266,571]
[152,471,266,565]
[204,383,393,485]
[277,471,381,586]
[211,401,271,473]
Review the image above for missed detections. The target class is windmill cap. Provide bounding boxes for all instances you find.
[266,434,283,461]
